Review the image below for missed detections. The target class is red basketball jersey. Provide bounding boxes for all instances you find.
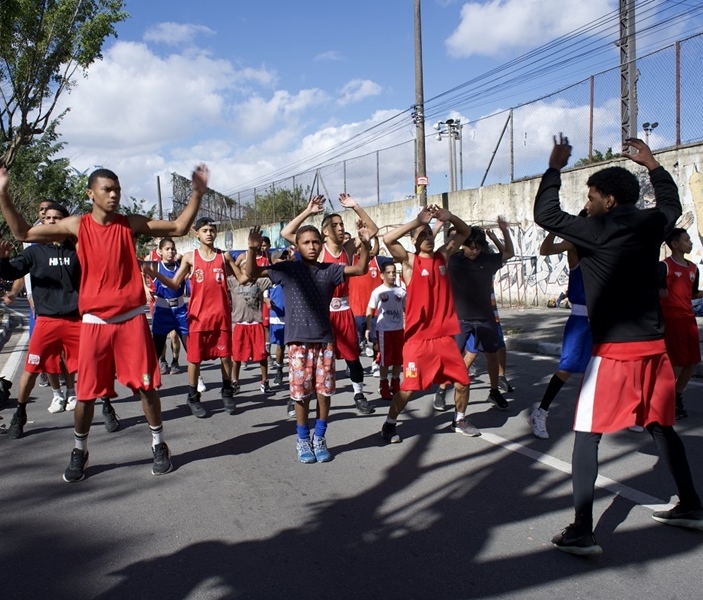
[188,249,231,332]
[320,244,351,298]
[404,253,460,341]
[77,213,146,319]
[349,256,381,316]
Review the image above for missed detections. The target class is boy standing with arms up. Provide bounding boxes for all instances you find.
[535,135,703,555]
[280,194,379,415]
[0,164,209,481]
[380,205,478,443]
[245,221,370,463]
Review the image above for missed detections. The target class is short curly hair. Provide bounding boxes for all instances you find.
[586,166,640,205]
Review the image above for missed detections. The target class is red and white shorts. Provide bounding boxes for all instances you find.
[400,335,470,392]
[77,313,161,400]
[25,315,81,374]
[232,322,267,362]
[187,329,232,364]
[574,340,675,433]
[377,328,404,367]
[330,308,360,361]
[664,316,701,367]
[287,343,336,400]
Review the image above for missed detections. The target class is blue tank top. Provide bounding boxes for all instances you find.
[567,264,586,306]
[155,262,186,299]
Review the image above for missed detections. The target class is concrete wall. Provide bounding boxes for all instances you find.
[174,143,703,307]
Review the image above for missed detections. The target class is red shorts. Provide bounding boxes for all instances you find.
[262,303,270,327]
[232,323,267,362]
[287,343,336,400]
[377,329,404,367]
[400,336,470,392]
[664,316,701,367]
[187,330,231,363]
[574,341,675,433]
[330,308,360,361]
[25,316,81,374]
[77,314,161,400]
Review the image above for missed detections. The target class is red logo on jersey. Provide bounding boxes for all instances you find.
[214,268,225,283]
[194,268,205,283]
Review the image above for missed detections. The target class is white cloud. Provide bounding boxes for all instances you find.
[337,79,382,106]
[315,50,343,62]
[144,22,215,46]
[446,0,616,57]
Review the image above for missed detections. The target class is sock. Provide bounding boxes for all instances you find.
[16,403,27,417]
[314,419,328,439]
[222,379,232,391]
[66,387,76,398]
[51,386,62,398]
[385,417,396,425]
[296,424,310,441]
[188,385,198,397]
[352,381,363,395]
[150,424,164,448]
[390,377,400,393]
[275,362,283,369]
[74,431,89,452]
[102,397,113,411]
[539,374,566,411]
[455,411,465,421]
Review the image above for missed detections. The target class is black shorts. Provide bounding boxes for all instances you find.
[455,319,501,354]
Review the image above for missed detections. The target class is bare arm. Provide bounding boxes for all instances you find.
[339,194,380,252]
[433,207,471,259]
[244,226,268,280]
[280,195,325,245]
[143,252,192,290]
[130,164,209,238]
[344,227,370,277]
[225,252,249,284]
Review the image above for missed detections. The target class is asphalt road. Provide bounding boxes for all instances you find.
[1,301,703,600]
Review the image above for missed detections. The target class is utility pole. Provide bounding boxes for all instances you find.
[414,0,428,206]
[619,0,638,149]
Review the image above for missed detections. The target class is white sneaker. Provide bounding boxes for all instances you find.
[197,376,207,393]
[371,362,380,377]
[65,396,77,411]
[529,408,549,439]
[48,393,66,413]
[628,425,645,433]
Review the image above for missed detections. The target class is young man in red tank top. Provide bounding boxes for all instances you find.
[148,217,247,418]
[281,194,379,415]
[380,205,479,443]
[0,164,209,482]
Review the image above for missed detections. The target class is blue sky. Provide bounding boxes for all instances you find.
[54,0,703,208]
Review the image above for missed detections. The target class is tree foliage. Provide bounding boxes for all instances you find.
[574,147,621,167]
[0,0,128,167]
[244,185,310,225]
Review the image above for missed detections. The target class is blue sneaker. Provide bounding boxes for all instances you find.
[312,436,332,462]
[296,438,316,464]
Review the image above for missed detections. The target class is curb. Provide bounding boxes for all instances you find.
[505,336,562,357]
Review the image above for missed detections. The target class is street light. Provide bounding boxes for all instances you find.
[642,121,658,145]
[434,118,463,192]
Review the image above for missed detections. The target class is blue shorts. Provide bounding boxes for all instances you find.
[152,304,188,337]
[458,319,501,354]
[558,314,592,373]
[270,324,285,347]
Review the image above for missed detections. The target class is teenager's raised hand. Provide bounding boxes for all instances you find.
[248,225,264,249]
[416,205,433,225]
[549,133,572,170]
[497,215,509,231]
[191,164,210,195]
[307,195,326,214]
[0,240,13,259]
[339,193,358,209]
[432,206,452,223]
[623,138,660,170]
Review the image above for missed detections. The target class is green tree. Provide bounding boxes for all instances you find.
[244,185,309,225]
[119,196,157,258]
[0,0,128,168]
[574,147,621,167]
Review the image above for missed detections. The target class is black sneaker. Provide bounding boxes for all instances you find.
[187,392,208,418]
[8,411,27,439]
[273,368,284,386]
[221,388,236,415]
[381,422,402,443]
[433,387,447,411]
[498,375,514,393]
[354,393,375,415]
[159,360,169,375]
[487,388,509,411]
[102,399,120,433]
[551,524,603,556]
[675,393,688,419]
[260,381,275,395]
[652,503,703,530]
[63,449,89,483]
[152,442,173,475]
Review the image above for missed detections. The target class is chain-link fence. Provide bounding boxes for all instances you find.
[175,33,703,224]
